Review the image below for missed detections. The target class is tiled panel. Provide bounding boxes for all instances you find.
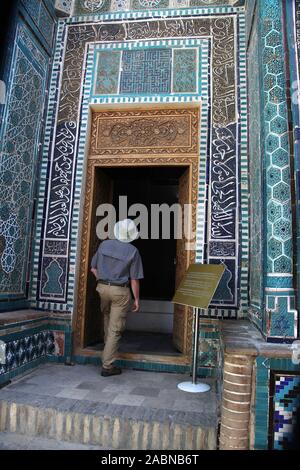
[21,0,55,47]
[272,374,300,450]
[72,0,245,15]
[0,21,48,299]
[246,0,297,339]
[255,358,300,450]
[120,49,172,95]
[0,331,55,376]
[131,0,169,10]
[94,50,121,95]
[73,0,110,14]
[32,9,247,322]
[172,48,198,93]
[247,2,263,324]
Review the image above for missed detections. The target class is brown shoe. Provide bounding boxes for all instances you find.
[101,366,122,377]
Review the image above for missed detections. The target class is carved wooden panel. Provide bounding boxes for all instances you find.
[84,169,112,347]
[173,167,193,354]
[90,108,199,155]
[74,105,200,359]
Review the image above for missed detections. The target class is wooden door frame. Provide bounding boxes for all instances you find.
[73,157,198,364]
[72,103,200,365]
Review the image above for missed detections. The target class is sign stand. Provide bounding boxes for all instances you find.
[177,307,210,393]
[172,263,225,394]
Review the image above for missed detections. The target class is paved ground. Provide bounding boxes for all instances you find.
[0,363,217,414]
[0,432,107,450]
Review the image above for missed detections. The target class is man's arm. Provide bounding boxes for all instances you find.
[91,267,98,279]
[90,250,99,279]
[131,279,140,312]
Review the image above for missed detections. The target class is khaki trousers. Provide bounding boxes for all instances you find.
[96,283,131,369]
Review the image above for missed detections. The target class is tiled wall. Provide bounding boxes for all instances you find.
[254,357,300,450]
[247,0,298,341]
[72,0,244,16]
[30,3,248,322]
[0,0,56,311]
[0,316,72,385]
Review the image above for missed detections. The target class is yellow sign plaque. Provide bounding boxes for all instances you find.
[172,264,225,309]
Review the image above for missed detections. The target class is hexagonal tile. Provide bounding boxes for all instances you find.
[266,133,279,153]
[266,30,281,47]
[274,255,292,273]
[271,148,289,168]
[273,181,290,202]
[273,218,291,241]
[263,46,276,64]
[267,58,282,75]
[282,166,291,184]
[283,238,293,257]
[269,85,285,104]
[267,166,281,187]
[268,237,282,260]
[264,73,277,92]
[265,102,278,122]
[278,102,287,118]
[280,134,289,150]
[267,200,282,223]
[276,72,285,90]
[282,203,291,219]
[270,115,287,135]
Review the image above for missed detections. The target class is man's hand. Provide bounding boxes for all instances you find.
[131,279,140,312]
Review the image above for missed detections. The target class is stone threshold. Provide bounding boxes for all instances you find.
[220,320,293,358]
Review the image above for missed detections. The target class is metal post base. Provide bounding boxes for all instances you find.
[177,381,211,393]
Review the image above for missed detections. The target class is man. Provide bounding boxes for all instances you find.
[91,219,143,377]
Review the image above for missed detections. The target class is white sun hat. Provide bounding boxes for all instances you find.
[113,219,139,243]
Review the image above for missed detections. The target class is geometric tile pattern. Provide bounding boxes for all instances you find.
[260,0,295,338]
[94,50,121,94]
[0,331,55,376]
[21,0,55,48]
[172,49,198,93]
[247,2,263,321]
[32,8,247,321]
[262,7,293,275]
[120,49,172,94]
[272,374,300,450]
[72,0,245,15]
[255,358,300,450]
[247,0,296,338]
[94,46,200,96]
[0,21,48,298]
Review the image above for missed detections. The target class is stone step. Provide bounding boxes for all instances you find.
[0,431,107,450]
[0,364,218,450]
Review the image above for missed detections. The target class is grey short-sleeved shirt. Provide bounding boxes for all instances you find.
[91,239,144,284]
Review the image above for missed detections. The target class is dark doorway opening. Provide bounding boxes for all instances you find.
[85,165,189,357]
[105,166,185,301]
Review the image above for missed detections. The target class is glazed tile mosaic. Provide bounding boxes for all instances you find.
[0,21,48,299]
[21,0,55,48]
[31,9,247,320]
[272,374,300,450]
[0,331,55,376]
[120,49,172,94]
[246,0,297,339]
[72,0,245,15]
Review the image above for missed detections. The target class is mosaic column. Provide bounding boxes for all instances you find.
[260,0,297,340]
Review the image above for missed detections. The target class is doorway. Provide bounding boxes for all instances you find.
[85,165,189,356]
[74,105,200,363]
